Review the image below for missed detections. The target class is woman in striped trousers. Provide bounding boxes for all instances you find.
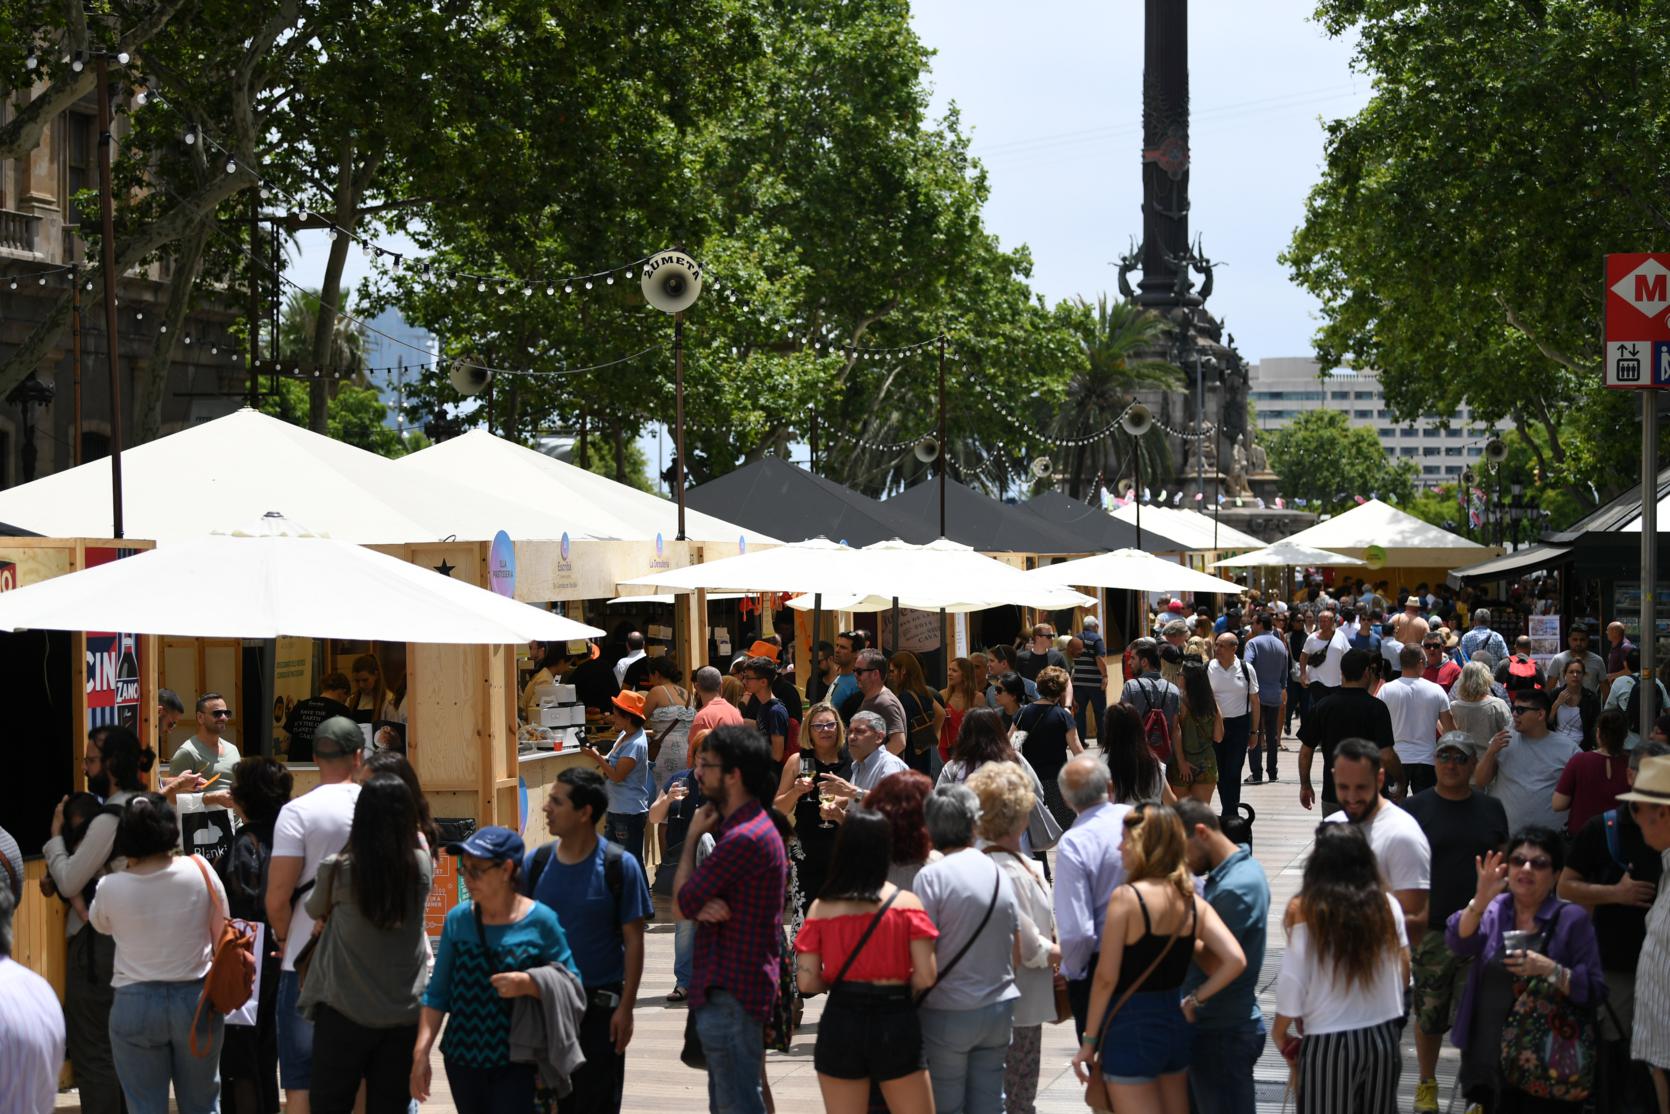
[1272,823,1412,1114]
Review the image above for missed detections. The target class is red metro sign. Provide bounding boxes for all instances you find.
[1605,253,1670,388]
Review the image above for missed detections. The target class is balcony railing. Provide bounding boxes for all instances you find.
[0,208,41,255]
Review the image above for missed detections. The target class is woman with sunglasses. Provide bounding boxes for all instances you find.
[1446,827,1604,1113]
[411,827,577,1114]
[775,703,853,916]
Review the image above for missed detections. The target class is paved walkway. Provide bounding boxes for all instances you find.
[58,736,1466,1113]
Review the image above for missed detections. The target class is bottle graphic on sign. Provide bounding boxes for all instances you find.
[115,633,139,728]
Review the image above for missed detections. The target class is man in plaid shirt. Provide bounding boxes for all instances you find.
[675,724,788,1114]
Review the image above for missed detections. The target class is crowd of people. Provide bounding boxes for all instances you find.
[3,586,1670,1114]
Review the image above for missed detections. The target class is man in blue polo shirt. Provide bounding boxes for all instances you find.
[1177,799,1271,1114]
[527,767,652,1114]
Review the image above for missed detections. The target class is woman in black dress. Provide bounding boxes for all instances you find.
[774,702,854,915]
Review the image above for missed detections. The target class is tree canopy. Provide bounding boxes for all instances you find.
[1285,0,1670,510]
[1266,409,1415,514]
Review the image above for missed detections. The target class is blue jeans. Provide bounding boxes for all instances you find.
[694,990,766,1114]
[605,811,648,872]
[1074,685,1108,742]
[674,920,696,989]
[108,980,224,1114]
[275,968,312,1091]
[1188,1018,1266,1114]
[919,999,1014,1114]
[442,1060,534,1114]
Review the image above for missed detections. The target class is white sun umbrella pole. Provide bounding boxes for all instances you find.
[0,513,603,644]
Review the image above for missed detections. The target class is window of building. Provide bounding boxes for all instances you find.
[67,113,95,205]
[1353,409,1375,419]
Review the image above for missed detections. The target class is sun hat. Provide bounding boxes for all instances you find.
[1618,755,1670,806]
[611,690,647,718]
[747,639,781,661]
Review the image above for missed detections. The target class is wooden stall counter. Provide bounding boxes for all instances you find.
[517,748,592,848]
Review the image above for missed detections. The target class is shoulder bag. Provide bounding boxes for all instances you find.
[188,854,255,1057]
[1499,901,1596,1102]
[915,863,1001,1007]
[1082,890,1185,1112]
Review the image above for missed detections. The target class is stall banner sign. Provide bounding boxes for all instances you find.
[1604,253,1670,388]
[883,608,943,654]
[85,547,142,731]
[489,530,517,598]
[1527,615,1562,666]
[425,852,465,938]
[271,636,315,753]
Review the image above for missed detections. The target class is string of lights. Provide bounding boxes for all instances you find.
[3,263,80,288]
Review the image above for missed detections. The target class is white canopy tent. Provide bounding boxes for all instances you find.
[0,409,594,545]
[624,537,1094,612]
[0,513,602,643]
[1210,540,1365,569]
[396,429,775,545]
[1276,499,1494,568]
[1028,548,1247,596]
[1108,505,1264,552]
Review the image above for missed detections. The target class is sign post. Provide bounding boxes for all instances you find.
[1604,253,1670,741]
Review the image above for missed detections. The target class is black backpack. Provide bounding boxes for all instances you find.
[1624,675,1661,727]
[526,838,627,935]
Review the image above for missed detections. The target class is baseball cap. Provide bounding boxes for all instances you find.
[312,716,363,759]
[1435,731,1480,760]
[447,825,525,862]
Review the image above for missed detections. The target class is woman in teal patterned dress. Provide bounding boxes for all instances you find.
[410,826,577,1114]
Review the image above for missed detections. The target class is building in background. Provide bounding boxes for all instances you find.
[360,307,435,433]
[1249,357,1511,488]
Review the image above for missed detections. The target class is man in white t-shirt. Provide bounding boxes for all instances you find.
[265,717,363,1114]
[1377,646,1457,797]
[1302,609,1351,704]
[1327,737,1431,941]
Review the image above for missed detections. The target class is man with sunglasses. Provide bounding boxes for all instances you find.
[1475,688,1578,832]
[854,648,908,756]
[1403,732,1508,1114]
[167,691,242,779]
[1616,753,1670,1113]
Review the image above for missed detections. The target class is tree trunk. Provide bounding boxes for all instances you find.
[308,140,377,432]
[134,211,211,441]
[612,418,626,482]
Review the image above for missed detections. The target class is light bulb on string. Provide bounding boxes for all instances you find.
[183,128,196,145]
[225,159,236,174]
[564,283,572,294]
[25,52,37,70]
[494,283,505,295]
[522,285,532,297]
[476,280,486,293]
[584,280,593,290]
[605,274,614,285]
[70,52,84,72]
[116,51,130,65]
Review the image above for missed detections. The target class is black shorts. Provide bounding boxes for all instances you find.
[813,984,924,1082]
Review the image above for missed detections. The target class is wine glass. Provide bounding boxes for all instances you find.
[816,775,837,829]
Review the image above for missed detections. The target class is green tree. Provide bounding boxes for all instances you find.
[1266,410,1415,514]
[1037,296,1182,501]
[1285,1,1670,510]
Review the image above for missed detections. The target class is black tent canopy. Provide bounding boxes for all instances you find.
[684,457,926,547]
[883,478,1097,555]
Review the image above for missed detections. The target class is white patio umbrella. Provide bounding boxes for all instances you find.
[786,539,1096,612]
[623,537,1094,611]
[1029,548,1246,596]
[0,513,602,644]
[1209,540,1365,569]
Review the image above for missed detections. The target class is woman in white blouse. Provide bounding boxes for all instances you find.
[1272,823,1410,1114]
[965,761,1059,1114]
[89,794,230,1114]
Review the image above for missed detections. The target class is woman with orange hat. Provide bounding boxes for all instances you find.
[579,689,654,868]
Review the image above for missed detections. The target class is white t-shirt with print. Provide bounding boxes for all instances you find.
[272,780,360,970]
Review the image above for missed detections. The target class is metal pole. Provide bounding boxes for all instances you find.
[938,333,947,538]
[1134,447,1144,551]
[248,191,260,408]
[1213,384,1221,550]
[1194,336,1204,511]
[95,56,125,538]
[891,596,901,658]
[1641,390,1658,741]
[71,264,82,466]
[809,409,819,474]
[675,312,687,541]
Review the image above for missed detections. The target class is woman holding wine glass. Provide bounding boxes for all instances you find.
[775,703,853,917]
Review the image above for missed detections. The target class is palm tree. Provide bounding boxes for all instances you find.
[1045,295,1182,501]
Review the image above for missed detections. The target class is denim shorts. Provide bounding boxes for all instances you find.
[275,969,312,1091]
[1100,988,1194,1084]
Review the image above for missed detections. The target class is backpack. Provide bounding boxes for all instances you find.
[1602,809,1627,873]
[1505,656,1542,693]
[1624,676,1661,727]
[527,838,627,933]
[188,854,255,1057]
[1134,678,1174,762]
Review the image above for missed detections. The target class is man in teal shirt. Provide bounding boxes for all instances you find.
[1177,799,1270,1114]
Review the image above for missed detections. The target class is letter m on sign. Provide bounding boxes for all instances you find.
[1639,273,1668,303]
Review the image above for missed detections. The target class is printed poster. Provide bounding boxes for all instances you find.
[84,547,143,731]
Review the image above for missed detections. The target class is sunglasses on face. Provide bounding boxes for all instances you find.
[1511,706,1539,716]
[1436,751,1471,764]
[1509,854,1552,871]
[209,709,232,718]
[810,721,839,732]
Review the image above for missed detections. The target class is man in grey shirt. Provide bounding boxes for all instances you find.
[1542,623,1607,697]
[913,784,1019,1114]
[822,712,907,801]
[1475,688,1579,832]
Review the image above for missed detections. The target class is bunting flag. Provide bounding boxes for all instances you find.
[1275,496,1285,509]
[1194,491,1204,502]
[1354,495,1367,505]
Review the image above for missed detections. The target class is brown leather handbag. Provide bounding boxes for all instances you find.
[188,854,255,1057]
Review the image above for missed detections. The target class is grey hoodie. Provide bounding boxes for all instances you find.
[508,962,588,1096]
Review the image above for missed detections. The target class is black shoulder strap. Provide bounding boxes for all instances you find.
[603,839,625,937]
[830,890,899,988]
[527,841,556,896]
